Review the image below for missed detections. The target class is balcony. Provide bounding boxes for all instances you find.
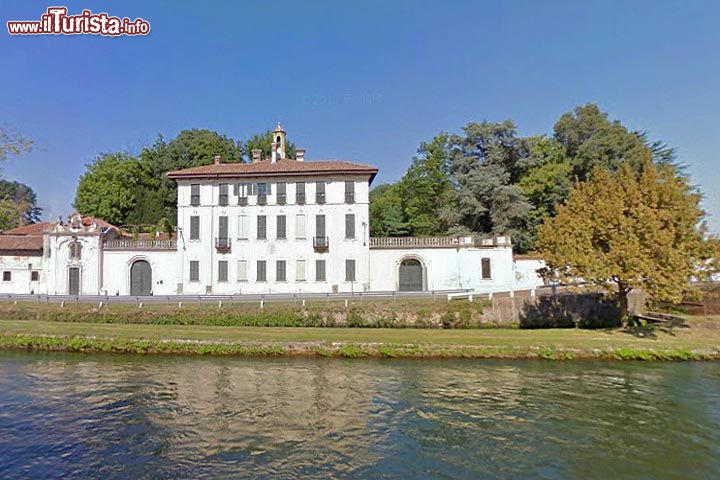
[296,193,306,205]
[313,236,329,252]
[316,192,326,204]
[277,193,286,205]
[369,235,512,249]
[219,195,228,206]
[215,237,232,253]
[238,197,248,206]
[104,239,177,250]
[257,194,267,206]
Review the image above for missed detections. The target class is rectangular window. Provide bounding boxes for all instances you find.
[190,216,200,240]
[218,260,228,282]
[257,215,267,240]
[276,215,287,239]
[345,213,355,239]
[189,261,199,282]
[219,183,229,206]
[315,260,326,282]
[481,258,492,279]
[218,216,229,246]
[295,214,306,238]
[345,181,355,204]
[257,182,269,205]
[238,214,249,239]
[237,260,248,282]
[345,259,356,282]
[296,182,305,204]
[276,182,286,205]
[2,271,11,282]
[190,184,200,206]
[31,271,39,282]
[296,259,306,281]
[257,260,267,282]
[276,260,287,282]
[316,181,326,204]
[236,183,254,204]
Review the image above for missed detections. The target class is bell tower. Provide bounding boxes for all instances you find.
[274,123,287,159]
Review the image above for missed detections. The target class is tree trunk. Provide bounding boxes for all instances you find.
[618,281,630,325]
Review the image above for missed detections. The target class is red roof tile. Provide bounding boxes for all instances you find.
[166,158,378,183]
[2,222,53,235]
[0,235,43,252]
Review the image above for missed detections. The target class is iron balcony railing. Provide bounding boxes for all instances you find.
[215,237,232,253]
[104,239,177,250]
[296,193,306,205]
[257,194,267,206]
[238,197,248,206]
[313,236,329,251]
[316,192,326,204]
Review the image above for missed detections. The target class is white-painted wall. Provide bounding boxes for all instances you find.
[514,258,547,290]
[102,250,179,296]
[368,246,518,292]
[0,255,45,294]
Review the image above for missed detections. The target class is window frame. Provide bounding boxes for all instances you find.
[189,216,200,240]
[218,260,228,283]
[315,259,326,282]
[276,260,287,282]
[345,259,356,282]
[256,260,267,282]
[189,260,200,282]
[257,215,267,240]
[190,184,201,206]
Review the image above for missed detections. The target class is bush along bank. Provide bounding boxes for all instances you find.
[0,334,716,360]
[0,300,501,329]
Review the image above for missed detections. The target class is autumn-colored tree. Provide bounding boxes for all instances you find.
[538,157,716,321]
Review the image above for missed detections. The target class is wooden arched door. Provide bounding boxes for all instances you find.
[130,260,152,296]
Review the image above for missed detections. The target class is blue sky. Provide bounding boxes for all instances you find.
[2,0,719,231]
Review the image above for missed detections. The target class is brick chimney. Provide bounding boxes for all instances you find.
[214,155,221,165]
[296,148,305,162]
[271,142,278,163]
[251,149,262,163]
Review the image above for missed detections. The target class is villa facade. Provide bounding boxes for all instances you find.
[0,125,545,296]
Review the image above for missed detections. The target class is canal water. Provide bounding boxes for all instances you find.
[0,352,718,479]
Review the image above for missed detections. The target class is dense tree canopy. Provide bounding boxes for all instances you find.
[74,152,145,226]
[369,103,687,253]
[538,158,716,320]
[0,180,42,225]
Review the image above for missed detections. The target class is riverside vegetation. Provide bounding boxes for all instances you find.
[0,300,718,360]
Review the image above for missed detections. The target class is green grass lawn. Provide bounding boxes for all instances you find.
[1,317,719,359]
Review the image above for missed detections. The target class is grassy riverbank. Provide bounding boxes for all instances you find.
[0,316,718,360]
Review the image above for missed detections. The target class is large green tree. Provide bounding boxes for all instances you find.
[538,157,716,320]
[74,152,146,225]
[0,180,42,225]
[443,120,534,249]
[369,183,409,237]
[397,133,453,236]
[0,126,39,230]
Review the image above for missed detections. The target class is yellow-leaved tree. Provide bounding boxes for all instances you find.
[538,155,717,321]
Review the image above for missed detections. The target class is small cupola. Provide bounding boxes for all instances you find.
[274,122,287,159]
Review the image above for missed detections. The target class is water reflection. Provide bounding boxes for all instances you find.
[0,353,718,479]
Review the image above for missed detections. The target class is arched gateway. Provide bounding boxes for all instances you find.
[398,258,424,291]
[130,260,152,296]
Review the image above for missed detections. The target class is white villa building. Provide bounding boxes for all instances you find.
[0,125,545,297]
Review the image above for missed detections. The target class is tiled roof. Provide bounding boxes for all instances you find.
[2,222,53,235]
[0,235,43,252]
[166,158,379,183]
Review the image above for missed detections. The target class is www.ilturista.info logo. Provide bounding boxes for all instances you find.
[7,7,150,36]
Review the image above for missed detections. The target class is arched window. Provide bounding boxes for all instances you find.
[69,241,82,260]
[481,258,491,279]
